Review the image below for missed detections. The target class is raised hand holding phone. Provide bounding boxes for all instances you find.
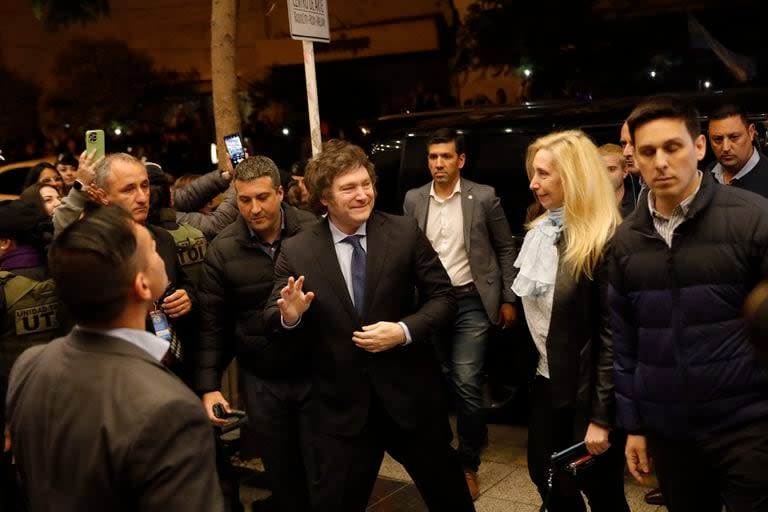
[74,147,104,192]
[223,133,247,168]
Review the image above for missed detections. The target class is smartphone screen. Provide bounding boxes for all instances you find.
[224,133,246,167]
[85,130,106,160]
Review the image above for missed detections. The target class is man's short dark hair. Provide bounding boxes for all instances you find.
[709,103,750,126]
[304,140,376,215]
[626,94,701,142]
[49,205,139,326]
[427,128,466,155]
[234,156,281,189]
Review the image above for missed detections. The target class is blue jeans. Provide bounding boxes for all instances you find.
[434,291,491,472]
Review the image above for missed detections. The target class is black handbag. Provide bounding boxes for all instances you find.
[539,441,596,512]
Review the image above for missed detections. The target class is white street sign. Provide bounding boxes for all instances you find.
[287,0,330,43]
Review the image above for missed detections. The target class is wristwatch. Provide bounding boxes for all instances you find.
[72,179,86,191]
[221,170,232,182]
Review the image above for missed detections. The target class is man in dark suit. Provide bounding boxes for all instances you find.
[264,140,474,512]
[402,128,517,498]
[5,205,223,512]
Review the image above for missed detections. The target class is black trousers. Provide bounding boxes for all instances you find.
[241,371,313,512]
[527,376,629,512]
[308,389,476,512]
[649,417,768,512]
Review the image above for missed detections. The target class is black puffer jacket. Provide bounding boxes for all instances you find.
[194,204,318,393]
[610,172,768,438]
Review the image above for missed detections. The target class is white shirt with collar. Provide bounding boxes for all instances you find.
[75,325,170,361]
[425,180,473,287]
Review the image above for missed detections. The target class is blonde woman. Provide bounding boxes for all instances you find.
[513,130,628,511]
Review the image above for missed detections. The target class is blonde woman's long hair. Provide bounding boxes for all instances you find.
[525,130,620,280]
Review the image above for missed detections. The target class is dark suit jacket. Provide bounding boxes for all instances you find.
[265,212,456,437]
[403,178,518,321]
[6,329,223,512]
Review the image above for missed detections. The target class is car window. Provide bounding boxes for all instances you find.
[371,140,404,215]
[462,132,533,234]
[0,167,30,196]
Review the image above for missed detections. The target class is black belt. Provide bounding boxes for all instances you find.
[453,282,477,295]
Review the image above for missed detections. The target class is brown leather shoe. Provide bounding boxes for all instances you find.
[644,487,664,505]
[464,470,480,501]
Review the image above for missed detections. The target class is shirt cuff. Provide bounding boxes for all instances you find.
[398,321,413,345]
[281,315,301,329]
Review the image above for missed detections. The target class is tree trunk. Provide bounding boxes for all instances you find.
[211,0,241,171]
[210,0,241,409]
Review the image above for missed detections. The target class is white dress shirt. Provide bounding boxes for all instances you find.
[425,180,473,287]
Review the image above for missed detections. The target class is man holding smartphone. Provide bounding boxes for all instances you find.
[52,152,196,378]
[195,156,317,512]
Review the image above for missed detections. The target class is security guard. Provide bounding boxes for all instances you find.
[1,199,68,511]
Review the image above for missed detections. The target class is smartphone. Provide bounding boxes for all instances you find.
[223,133,246,167]
[85,129,105,160]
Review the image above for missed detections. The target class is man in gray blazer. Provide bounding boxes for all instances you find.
[5,206,223,512]
[403,128,517,499]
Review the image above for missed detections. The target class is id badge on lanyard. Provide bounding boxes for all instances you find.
[149,308,172,341]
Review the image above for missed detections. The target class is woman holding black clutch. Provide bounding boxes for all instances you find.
[514,130,629,511]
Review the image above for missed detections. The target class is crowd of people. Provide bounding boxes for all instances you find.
[2,93,768,512]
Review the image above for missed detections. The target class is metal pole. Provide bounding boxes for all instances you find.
[302,40,322,157]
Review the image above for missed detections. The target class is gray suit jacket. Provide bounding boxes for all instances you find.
[403,177,518,321]
[6,329,224,512]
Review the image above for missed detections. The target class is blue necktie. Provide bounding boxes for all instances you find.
[342,234,366,315]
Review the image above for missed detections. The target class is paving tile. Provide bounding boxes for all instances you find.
[483,465,542,506]
[366,483,427,512]
[367,477,410,507]
[482,443,528,467]
[476,461,515,494]
[239,485,271,508]
[475,496,539,512]
[378,453,413,482]
[487,423,529,449]
[625,481,664,512]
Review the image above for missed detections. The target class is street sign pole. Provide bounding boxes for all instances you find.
[302,40,322,157]
[287,0,330,157]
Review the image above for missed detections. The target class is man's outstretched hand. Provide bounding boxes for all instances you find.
[278,275,315,325]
